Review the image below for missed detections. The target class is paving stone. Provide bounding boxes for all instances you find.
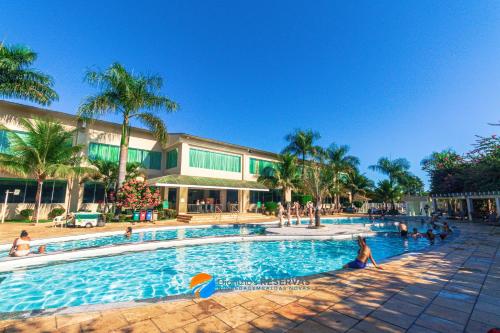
[242,297,281,316]
[216,305,259,328]
[250,312,296,333]
[465,319,495,333]
[182,315,232,333]
[289,319,337,333]
[185,299,227,319]
[352,316,405,333]
[56,312,100,329]
[470,309,500,327]
[424,303,469,325]
[312,309,359,332]
[228,323,264,332]
[414,313,465,333]
[151,310,197,331]
[112,319,161,333]
[370,307,416,329]
[381,298,425,317]
[119,304,166,322]
[262,294,297,306]
[81,311,128,331]
[273,302,317,322]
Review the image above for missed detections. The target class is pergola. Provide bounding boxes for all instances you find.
[431,191,500,221]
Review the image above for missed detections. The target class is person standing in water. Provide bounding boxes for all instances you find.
[277,202,284,227]
[286,202,291,226]
[307,202,314,226]
[293,201,301,225]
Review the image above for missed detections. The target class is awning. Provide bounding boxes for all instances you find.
[147,175,269,191]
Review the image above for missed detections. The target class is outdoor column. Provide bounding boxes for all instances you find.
[219,190,227,211]
[284,188,292,203]
[432,198,438,212]
[466,196,473,221]
[177,187,188,214]
[496,197,500,219]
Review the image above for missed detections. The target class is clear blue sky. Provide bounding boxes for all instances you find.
[1,1,499,186]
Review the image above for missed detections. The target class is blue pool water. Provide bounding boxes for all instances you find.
[0,233,440,312]
[0,225,267,258]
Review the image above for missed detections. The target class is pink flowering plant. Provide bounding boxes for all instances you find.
[116,179,161,210]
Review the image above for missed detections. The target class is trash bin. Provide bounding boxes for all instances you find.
[146,209,153,221]
[152,210,158,221]
[162,200,169,209]
[139,210,146,221]
[133,211,140,221]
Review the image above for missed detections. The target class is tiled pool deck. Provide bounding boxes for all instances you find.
[0,222,499,333]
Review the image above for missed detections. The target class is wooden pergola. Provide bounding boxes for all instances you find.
[431,191,500,221]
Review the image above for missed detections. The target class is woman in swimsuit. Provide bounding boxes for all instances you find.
[294,201,301,225]
[9,230,31,257]
[125,227,133,238]
[344,236,382,270]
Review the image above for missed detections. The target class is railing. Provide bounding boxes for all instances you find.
[186,203,237,214]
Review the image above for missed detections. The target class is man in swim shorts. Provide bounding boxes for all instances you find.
[399,222,408,238]
[344,236,382,270]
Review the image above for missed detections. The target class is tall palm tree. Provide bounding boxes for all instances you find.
[282,129,321,177]
[325,143,360,209]
[348,171,374,200]
[369,157,410,184]
[258,153,301,202]
[301,155,332,227]
[0,44,58,105]
[78,62,178,186]
[0,118,84,223]
[374,180,403,211]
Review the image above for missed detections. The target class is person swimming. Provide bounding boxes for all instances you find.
[426,229,435,244]
[411,228,421,238]
[9,230,31,257]
[124,227,133,238]
[343,236,383,270]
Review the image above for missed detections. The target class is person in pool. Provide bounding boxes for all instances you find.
[426,229,435,244]
[344,236,382,270]
[411,228,421,238]
[124,227,133,238]
[399,222,408,238]
[9,230,45,257]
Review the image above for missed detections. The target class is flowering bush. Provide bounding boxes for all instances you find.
[116,179,161,210]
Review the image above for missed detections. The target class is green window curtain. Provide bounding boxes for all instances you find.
[0,130,10,154]
[166,148,178,169]
[127,148,143,165]
[142,150,151,168]
[149,151,162,170]
[88,143,119,162]
[189,148,241,172]
[249,158,276,175]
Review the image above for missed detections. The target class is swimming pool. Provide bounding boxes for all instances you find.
[0,233,439,313]
[0,224,267,258]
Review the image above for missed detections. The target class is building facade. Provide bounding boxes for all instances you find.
[0,100,283,219]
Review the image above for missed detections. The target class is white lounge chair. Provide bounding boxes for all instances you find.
[52,215,66,228]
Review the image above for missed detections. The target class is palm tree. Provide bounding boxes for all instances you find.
[78,62,178,186]
[374,180,402,211]
[282,129,321,177]
[348,171,374,200]
[258,153,301,202]
[369,157,410,184]
[301,155,332,227]
[325,143,360,209]
[0,44,58,105]
[85,160,142,213]
[0,118,84,223]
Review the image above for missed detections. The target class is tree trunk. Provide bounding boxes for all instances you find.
[315,198,322,228]
[33,180,43,224]
[117,118,130,187]
[301,153,306,177]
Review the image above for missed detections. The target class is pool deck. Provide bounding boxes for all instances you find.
[1,221,499,333]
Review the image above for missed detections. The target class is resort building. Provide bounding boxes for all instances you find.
[0,100,284,219]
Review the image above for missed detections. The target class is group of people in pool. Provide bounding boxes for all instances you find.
[343,219,453,271]
[276,201,317,226]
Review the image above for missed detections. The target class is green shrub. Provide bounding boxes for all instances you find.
[353,201,363,209]
[48,207,65,219]
[292,194,313,206]
[163,209,177,219]
[20,209,34,219]
[118,214,128,222]
[264,202,278,214]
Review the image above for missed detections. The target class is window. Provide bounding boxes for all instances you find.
[250,189,282,204]
[0,130,29,154]
[249,158,276,175]
[0,179,67,204]
[189,148,241,172]
[82,182,106,203]
[88,142,162,170]
[166,148,178,169]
